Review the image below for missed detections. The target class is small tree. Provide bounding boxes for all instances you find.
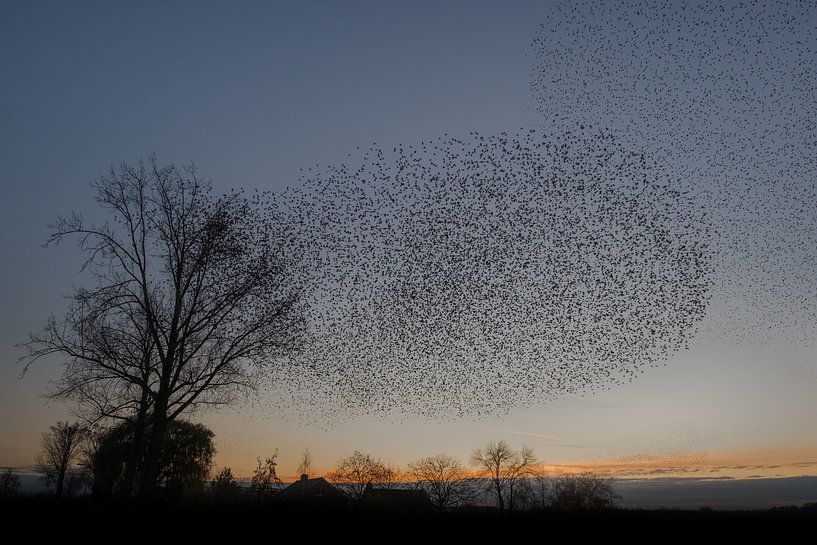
[505,446,537,512]
[158,421,215,498]
[407,454,474,511]
[529,469,551,511]
[82,423,131,499]
[470,440,537,515]
[326,451,398,503]
[549,472,618,510]
[295,448,312,477]
[35,421,85,499]
[210,466,241,498]
[250,453,282,497]
[0,469,22,499]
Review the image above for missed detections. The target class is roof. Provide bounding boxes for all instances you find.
[279,476,345,500]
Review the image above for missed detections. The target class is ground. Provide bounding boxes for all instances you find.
[2,498,814,539]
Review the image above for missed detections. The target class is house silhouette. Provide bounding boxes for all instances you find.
[279,474,346,505]
[279,475,432,512]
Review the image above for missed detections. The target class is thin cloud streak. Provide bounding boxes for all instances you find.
[546,446,817,479]
[492,429,573,443]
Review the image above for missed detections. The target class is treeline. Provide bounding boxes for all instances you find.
[319,443,617,513]
[1,420,215,501]
[3,420,616,514]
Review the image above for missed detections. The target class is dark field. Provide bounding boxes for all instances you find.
[3,498,815,539]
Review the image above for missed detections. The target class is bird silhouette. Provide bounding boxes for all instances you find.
[260,0,816,424]
[262,127,712,422]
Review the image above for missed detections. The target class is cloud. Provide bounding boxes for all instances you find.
[548,446,817,479]
[491,429,572,443]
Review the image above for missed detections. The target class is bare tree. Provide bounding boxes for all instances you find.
[250,452,282,497]
[529,469,552,511]
[210,466,241,498]
[0,469,22,499]
[22,157,305,498]
[510,476,535,511]
[326,451,398,503]
[295,448,312,477]
[549,472,618,510]
[50,310,156,499]
[470,440,537,515]
[35,421,85,499]
[407,454,474,511]
[505,446,537,512]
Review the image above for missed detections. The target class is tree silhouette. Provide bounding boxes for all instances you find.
[250,452,282,497]
[326,451,399,503]
[210,466,241,498]
[528,470,552,511]
[407,454,474,511]
[22,157,304,498]
[548,472,618,510]
[158,421,214,498]
[295,448,312,477]
[82,424,131,499]
[84,419,214,500]
[35,421,85,499]
[470,440,537,515]
[0,469,22,499]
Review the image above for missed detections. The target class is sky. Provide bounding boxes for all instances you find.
[1,0,816,493]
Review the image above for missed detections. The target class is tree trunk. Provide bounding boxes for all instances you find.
[139,398,168,500]
[55,468,65,499]
[120,392,149,499]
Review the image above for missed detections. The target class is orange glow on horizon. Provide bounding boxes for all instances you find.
[529,446,817,480]
[259,445,817,483]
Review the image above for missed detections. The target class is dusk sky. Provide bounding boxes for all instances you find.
[2,0,816,493]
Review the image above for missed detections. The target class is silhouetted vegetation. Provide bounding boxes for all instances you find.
[548,472,618,510]
[21,158,304,499]
[8,425,816,538]
[249,452,283,498]
[326,450,400,503]
[471,440,538,515]
[210,466,241,499]
[295,448,312,477]
[407,454,475,511]
[84,419,214,501]
[0,469,21,499]
[35,421,86,499]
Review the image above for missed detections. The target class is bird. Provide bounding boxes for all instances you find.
[262,0,817,425]
[264,124,713,422]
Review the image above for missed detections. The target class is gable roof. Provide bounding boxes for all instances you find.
[279,476,345,500]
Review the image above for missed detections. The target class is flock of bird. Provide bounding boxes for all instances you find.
[531,0,817,351]
[264,0,816,422]
[267,129,712,420]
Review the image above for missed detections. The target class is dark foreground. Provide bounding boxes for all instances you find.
[2,499,815,539]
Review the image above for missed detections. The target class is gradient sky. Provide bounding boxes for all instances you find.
[2,1,816,482]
